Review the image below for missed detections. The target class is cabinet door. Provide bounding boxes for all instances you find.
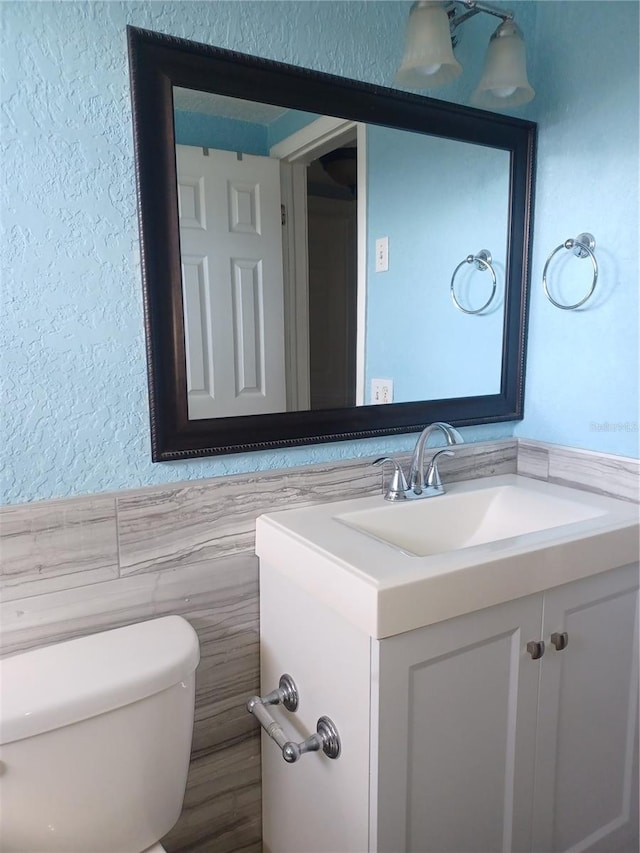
[374,594,543,853]
[532,563,639,853]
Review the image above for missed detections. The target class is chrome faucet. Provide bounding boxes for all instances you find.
[374,422,464,502]
[408,422,463,493]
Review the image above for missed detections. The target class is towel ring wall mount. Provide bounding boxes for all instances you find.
[450,249,497,315]
[542,232,598,310]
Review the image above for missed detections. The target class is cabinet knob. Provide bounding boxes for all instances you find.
[550,631,569,651]
[526,640,545,660]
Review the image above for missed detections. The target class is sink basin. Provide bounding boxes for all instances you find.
[337,484,607,557]
[256,474,639,639]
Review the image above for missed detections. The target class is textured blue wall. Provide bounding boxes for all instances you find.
[1,1,637,504]
[0,0,515,504]
[515,0,639,458]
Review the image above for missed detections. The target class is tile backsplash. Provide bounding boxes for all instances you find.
[1,438,636,853]
[517,439,640,503]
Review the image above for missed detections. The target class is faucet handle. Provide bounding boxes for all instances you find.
[373,457,409,502]
[425,449,455,489]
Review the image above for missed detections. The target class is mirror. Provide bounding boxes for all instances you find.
[127,26,536,461]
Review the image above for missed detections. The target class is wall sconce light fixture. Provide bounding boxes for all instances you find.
[395,0,535,108]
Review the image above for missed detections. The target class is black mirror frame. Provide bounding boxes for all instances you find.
[127,25,536,462]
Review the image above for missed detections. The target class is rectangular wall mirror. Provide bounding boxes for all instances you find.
[127,26,536,461]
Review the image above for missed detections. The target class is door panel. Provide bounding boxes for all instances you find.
[375,594,543,853]
[176,145,286,418]
[533,564,639,853]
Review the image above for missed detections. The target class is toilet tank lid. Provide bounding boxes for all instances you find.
[0,615,200,745]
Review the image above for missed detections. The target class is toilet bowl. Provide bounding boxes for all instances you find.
[0,616,200,853]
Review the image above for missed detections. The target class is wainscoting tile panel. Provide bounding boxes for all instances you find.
[547,445,640,503]
[0,553,257,654]
[390,439,517,489]
[517,440,550,480]
[116,458,384,576]
[0,496,118,601]
[163,736,261,853]
[185,565,260,756]
[434,439,516,481]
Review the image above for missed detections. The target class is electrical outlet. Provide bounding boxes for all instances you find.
[375,236,389,272]
[371,378,393,404]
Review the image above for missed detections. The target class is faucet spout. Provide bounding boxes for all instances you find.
[408,422,464,494]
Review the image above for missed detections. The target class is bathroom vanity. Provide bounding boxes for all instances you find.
[255,475,639,853]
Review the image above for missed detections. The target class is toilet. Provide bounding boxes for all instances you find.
[0,615,200,853]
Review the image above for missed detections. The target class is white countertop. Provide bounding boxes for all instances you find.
[255,475,639,639]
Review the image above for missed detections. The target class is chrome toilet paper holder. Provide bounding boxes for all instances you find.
[246,673,341,763]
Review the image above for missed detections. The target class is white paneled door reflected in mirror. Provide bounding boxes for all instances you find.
[127,26,536,460]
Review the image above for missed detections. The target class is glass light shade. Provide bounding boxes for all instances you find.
[394,1,462,89]
[471,21,535,109]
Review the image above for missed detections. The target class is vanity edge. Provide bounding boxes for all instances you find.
[256,474,639,639]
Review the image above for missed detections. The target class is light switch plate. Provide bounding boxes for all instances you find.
[375,236,389,272]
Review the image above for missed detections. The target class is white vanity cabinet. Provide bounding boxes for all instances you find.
[258,561,639,853]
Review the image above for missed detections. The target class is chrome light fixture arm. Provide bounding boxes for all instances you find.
[446,1,515,46]
[451,0,514,30]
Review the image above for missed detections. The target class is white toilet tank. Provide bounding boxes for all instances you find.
[0,615,200,853]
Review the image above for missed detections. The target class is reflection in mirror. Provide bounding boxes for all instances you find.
[173,89,510,421]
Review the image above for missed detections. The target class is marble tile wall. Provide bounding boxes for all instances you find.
[5,437,637,851]
[0,439,515,853]
[517,439,640,503]
[0,495,119,600]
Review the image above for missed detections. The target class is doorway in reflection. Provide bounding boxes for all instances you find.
[307,144,358,410]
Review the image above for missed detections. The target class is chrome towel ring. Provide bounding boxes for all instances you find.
[450,249,497,315]
[542,232,598,310]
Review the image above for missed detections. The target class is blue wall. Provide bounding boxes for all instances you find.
[365,125,509,403]
[173,107,322,153]
[174,110,270,154]
[173,107,323,156]
[515,0,639,457]
[1,1,637,504]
